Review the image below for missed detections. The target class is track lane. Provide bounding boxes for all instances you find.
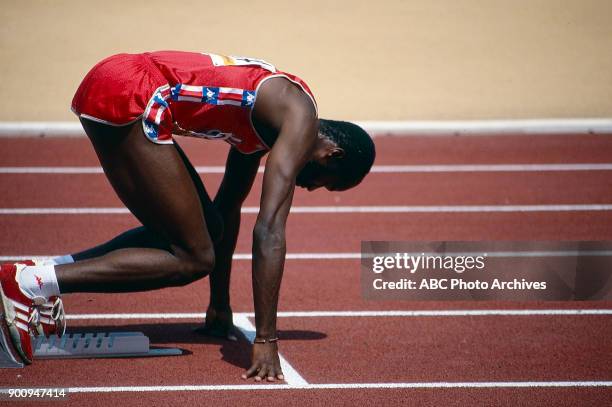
[272,315,612,383]
[2,212,612,255]
[3,171,612,207]
[2,134,612,166]
[52,260,612,314]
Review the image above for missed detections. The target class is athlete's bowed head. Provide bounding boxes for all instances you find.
[296,119,376,191]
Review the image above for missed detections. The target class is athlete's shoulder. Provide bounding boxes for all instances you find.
[254,76,317,134]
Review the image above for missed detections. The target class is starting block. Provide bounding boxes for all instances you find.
[1,331,182,368]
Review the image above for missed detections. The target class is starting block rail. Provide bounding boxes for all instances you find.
[1,332,182,368]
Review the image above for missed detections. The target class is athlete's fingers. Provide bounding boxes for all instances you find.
[255,365,269,382]
[267,368,279,382]
[242,365,259,379]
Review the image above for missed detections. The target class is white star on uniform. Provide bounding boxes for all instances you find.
[144,124,155,135]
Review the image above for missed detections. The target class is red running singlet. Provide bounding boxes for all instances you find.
[72,51,317,154]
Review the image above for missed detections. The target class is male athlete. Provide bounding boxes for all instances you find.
[0,51,375,381]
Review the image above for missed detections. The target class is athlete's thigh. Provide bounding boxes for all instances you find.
[173,140,223,241]
[81,118,213,254]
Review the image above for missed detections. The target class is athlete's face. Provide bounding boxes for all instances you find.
[295,134,347,192]
[295,159,343,192]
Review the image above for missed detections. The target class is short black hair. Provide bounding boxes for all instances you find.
[319,119,376,190]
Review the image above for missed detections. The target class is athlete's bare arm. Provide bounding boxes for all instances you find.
[197,147,262,339]
[242,78,318,381]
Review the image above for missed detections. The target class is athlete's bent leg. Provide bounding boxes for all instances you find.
[55,119,216,293]
[70,226,169,261]
[64,141,223,262]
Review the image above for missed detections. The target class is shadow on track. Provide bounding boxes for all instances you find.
[63,322,326,369]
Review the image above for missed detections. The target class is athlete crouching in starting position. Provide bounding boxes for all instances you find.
[0,51,375,380]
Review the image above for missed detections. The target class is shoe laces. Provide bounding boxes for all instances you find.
[34,297,66,337]
[28,306,41,327]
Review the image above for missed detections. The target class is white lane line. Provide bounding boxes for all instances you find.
[2,381,606,393]
[253,250,612,259]
[0,253,361,262]
[233,314,309,386]
[371,164,612,172]
[62,309,612,320]
[0,166,225,174]
[355,119,612,135]
[2,204,612,215]
[3,163,612,174]
[273,309,612,317]
[0,256,58,261]
[280,205,612,213]
[235,253,360,260]
[65,313,207,319]
[0,166,104,174]
[0,208,131,214]
[5,250,612,263]
[2,118,612,136]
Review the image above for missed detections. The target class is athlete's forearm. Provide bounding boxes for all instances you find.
[251,224,286,338]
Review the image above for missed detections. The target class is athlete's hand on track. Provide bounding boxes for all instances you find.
[194,306,238,341]
[242,342,284,382]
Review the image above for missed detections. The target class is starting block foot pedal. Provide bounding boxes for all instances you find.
[33,332,183,359]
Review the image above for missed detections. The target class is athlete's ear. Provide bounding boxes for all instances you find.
[328,147,344,159]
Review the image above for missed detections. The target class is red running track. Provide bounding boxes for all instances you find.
[1,134,611,406]
[3,171,612,207]
[3,212,612,254]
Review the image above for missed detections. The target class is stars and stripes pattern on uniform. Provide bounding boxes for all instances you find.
[142,85,173,144]
[142,83,256,143]
[171,84,256,107]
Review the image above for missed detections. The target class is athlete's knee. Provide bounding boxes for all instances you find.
[192,247,215,279]
[173,247,215,285]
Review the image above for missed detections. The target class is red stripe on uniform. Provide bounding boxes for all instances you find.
[179,89,203,98]
[218,92,243,102]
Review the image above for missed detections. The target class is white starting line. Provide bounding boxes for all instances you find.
[2,204,612,215]
[2,381,611,395]
[3,381,610,394]
[2,163,612,174]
